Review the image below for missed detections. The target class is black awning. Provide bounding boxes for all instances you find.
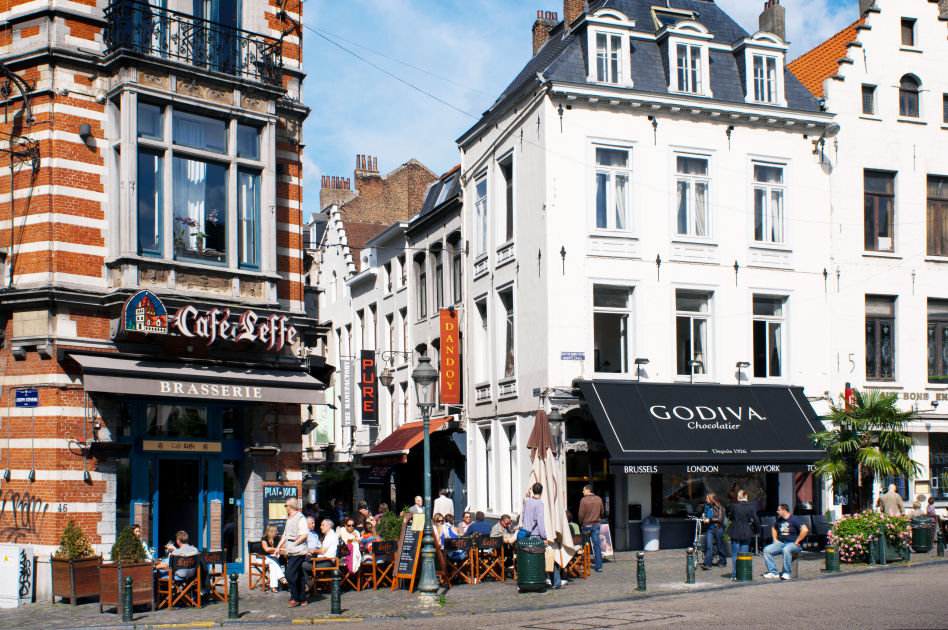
[577,381,824,471]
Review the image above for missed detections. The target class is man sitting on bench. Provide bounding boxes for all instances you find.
[762,503,808,581]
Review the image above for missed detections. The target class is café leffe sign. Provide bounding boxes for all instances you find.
[121,290,298,352]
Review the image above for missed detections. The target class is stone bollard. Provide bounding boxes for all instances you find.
[122,576,133,622]
[685,547,696,584]
[636,552,646,592]
[228,573,239,620]
[823,547,840,573]
[330,568,341,615]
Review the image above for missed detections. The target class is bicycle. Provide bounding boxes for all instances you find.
[689,514,726,568]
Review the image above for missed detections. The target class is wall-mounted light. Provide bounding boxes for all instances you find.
[78,123,92,142]
[27,469,35,483]
[634,358,649,383]
[688,359,704,384]
[736,361,751,385]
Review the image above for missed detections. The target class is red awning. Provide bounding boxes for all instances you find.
[361,417,451,465]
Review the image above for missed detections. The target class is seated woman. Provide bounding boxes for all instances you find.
[360,517,377,553]
[437,513,467,561]
[260,524,288,593]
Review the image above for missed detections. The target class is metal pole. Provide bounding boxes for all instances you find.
[122,576,133,622]
[417,406,439,593]
[330,568,341,614]
[685,547,695,584]
[228,573,238,620]
[636,552,646,591]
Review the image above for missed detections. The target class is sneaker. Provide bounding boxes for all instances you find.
[780,573,791,581]
[594,568,603,573]
[762,572,779,579]
[545,578,552,586]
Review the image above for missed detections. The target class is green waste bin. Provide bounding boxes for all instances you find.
[516,537,547,593]
[911,517,933,553]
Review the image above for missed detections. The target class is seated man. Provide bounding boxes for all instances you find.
[314,519,339,565]
[490,514,517,544]
[156,530,199,581]
[762,503,808,580]
[300,516,321,591]
[464,511,493,537]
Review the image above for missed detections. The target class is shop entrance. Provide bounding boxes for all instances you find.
[156,458,202,549]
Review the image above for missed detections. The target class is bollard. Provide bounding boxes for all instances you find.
[122,576,133,622]
[330,568,341,615]
[685,547,696,584]
[938,529,945,557]
[869,536,878,565]
[228,573,239,620]
[823,546,840,573]
[636,552,646,592]
[735,553,754,582]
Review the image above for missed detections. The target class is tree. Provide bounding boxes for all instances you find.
[811,390,922,513]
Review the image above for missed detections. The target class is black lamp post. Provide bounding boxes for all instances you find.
[411,355,439,594]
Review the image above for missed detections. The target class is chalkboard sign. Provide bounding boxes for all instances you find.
[262,485,298,535]
[392,515,423,591]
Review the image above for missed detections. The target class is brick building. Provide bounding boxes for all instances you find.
[0,0,322,592]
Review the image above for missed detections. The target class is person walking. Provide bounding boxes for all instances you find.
[578,485,605,573]
[433,489,454,518]
[879,484,904,516]
[726,490,761,581]
[276,498,309,607]
[700,492,727,570]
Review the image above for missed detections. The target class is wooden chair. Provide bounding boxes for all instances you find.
[564,533,590,579]
[338,542,362,591]
[309,545,339,594]
[442,538,475,585]
[157,554,201,610]
[431,536,452,590]
[203,550,228,603]
[247,541,268,591]
[474,536,505,583]
[362,540,396,590]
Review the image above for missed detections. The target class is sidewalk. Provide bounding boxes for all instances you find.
[2,549,945,629]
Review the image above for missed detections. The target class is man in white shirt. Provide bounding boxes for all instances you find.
[314,519,339,564]
[433,489,454,518]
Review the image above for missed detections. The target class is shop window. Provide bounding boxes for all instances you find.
[753,296,785,378]
[928,299,948,382]
[146,404,208,438]
[593,285,631,373]
[662,473,766,517]
[173,156,228,264]
[116,456,131,534]
[883,474,909,500]
[482,426,493,511]
[866,296,896,380]
[137,149,163,256]
[864,170,895,252]
[927,175,948,257]
[676,156,710,237]
[676,290,710,376]
[930,434,948,499]
[222,407,243,440]
[594,147,631,231]
[753,163,785,244]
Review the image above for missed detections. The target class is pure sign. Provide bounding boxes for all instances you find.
[440,309,460,404]
[360,350,377,425]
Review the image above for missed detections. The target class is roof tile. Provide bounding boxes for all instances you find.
[787,17,865,98]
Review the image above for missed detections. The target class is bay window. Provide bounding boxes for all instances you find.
[594,147,630,231]
[137,149,162,256]
[173,156,227,264]
[237,169,260,268]
[676,156,710,237]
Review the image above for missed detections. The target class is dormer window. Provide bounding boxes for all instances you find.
[596,33,623,84]
[585,8,635,87]
[676,44,703,94]
[660,21,713,97]
[739,33,788,107]
[652,7,696,30]
[752,55,778,103]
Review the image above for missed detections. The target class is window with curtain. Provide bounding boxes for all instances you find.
[899,75,920,118]
[236,124,260,160]
[676,44,702,93]
[864,170,895,252]
[172,156,227,263]
[596,32,622,84]
[594,147,630,231]
[173,110,227,153]
[753,296,784,378]
[237,169,259,268]
[499,158,514,242]
[475,299,488,383]
[138,103,163,140]
[416,255,427,319]
[928,300,948,382]
[475,177,488,256]
[752,55,777,103]
[137,149,162,256]
[676,156,709,237]
[866,296,896,380]
[927,175,948,257]
[753,163,785,244]
[499,289,515,378]
[676,291,709,376]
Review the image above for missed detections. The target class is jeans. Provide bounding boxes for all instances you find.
[730,538,750,578]
[285,555,306,603]
[704,524,726,566]
[763,541,801,575]
[581,524,603,572]
[550,563,562,587]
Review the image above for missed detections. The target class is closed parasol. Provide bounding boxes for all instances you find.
[526,409,576,569]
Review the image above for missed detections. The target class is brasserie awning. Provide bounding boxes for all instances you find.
[71,353,325,405]
[576,381,825,474]
[361,417,451,466]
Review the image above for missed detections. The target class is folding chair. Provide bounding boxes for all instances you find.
[475,536,505,583]
[363,540,397,590]
[203,550,228,603]
[338,543,362,591]
[310,545,339,594]
[564,533,590,579]
[442,538,475,585]
[157,554,202,610]
[431,536,452,590]
[247,541,268,591]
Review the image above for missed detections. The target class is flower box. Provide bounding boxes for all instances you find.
[98,561,155,613]
[51,557,100,605]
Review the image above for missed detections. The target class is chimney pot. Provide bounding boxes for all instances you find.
[759,0,786,41]
[537,9,543,18]
[563,0,584,29]
[532,9,558,55]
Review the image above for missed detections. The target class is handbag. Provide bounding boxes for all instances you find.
[517,528,530,541]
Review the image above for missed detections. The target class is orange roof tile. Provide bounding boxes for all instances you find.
[787,17,865,98]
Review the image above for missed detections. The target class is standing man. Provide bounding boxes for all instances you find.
[433,489,454,518]
[762,503,808,581]
[409,496,425,514]
[880,484,904,516]
[578,485,605,573]
[277,498,309,607]
[522,483,563,589]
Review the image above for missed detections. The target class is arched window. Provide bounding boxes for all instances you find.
[899,75,920,118]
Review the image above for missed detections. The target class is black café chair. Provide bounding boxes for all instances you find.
[157,554,201,610]
[247,541,269,591]
[809,515,830,550]
[203,549,228,603]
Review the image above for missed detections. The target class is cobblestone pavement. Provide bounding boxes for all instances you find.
[1,549,945,629]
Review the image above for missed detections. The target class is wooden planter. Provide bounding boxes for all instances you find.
[51,557,100,605]
[99,561,155,613]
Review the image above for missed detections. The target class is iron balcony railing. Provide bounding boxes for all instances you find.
[104,1,283,88]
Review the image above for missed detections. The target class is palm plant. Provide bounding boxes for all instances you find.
[811,390,922,513]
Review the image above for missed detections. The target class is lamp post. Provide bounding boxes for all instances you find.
[411,355,440,594]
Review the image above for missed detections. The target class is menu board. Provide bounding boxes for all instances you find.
[263,485,298,535]
[392,515,422,591]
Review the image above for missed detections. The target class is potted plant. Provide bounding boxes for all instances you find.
[377,511,403,541]
[99,526,155,613]
[51,520,100,605]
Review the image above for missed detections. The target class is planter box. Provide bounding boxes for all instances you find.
[51,557,100,605]
[98,561,154,613]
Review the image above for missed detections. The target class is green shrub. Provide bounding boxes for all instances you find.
[827,511,911,563]
[377,511,404,541]
[54,520,96,560]
[110,526,147,564]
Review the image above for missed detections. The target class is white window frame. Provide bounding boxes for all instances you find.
[663,24,712,97]
[675,289,712,380]
[752,54,778,104]
[474,175,488,257]
[497,152,515,245]
[751,294,787,381]
[674,153,711,239]
[474,297,490,385]
[740,36,788,107]
[592,284,633,375]
[591,143,633,233]
[584,9,635,88]
[497,286,516,381]
[752,161,787,246]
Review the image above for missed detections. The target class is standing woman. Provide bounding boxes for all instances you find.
[700,492,727,570]
[726,490,761,581]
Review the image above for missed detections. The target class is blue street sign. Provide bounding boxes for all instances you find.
[14,389,39,408]
[561,352,585,361]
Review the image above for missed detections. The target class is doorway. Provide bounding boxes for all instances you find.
[156,459,202,549]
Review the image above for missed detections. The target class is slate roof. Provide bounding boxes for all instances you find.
[411,166,462,227]
[787,17,865,98]
[486,0,820,125]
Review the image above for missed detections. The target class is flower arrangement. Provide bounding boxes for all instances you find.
[826,510,911,563]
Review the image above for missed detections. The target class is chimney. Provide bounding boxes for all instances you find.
[941,0,948,18]
[563,0,584,29]
[354,153,382,198]
[532,11,558,55]
[320,175,355,210]
[759,0,786,41]
[858,0,876,16]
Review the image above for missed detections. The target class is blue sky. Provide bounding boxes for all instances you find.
[299,0,856,219]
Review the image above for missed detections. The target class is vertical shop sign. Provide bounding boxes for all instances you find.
[440,309,460,404]
[360,350,378,425]
[341,359,354,427]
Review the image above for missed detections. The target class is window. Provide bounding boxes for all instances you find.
[415,255,427,319]
[237,169,260,268]
[330,272,337,303]
[398,254,407,287]
[506,424,518,513]
[752,55,778,103]
[400,382,409,425]
[356,309,365,349]
[594,147,630,231]
[236,124,260,160]
[596,33,623,84]
[386,314,395,356]
[928,176,948,256]
[676,291,709,376]
[943,94,948,124]
[864,170,895,252]
[475,299,489,383]
[928,300,948,382]
[593,286,631,373]
[384,261,393,292]
[752,296,784,378]
[676,44,702,94]
[862,85,876,115]
[753,164,785,244]
[899,75,920,118]
[137,149,162,255]
[173,156,227,263]
[173,111,227,153]
[475,177,488,256]
[499,158,514,243]
[452,252,462,304]
[900,18,916,47]
[499,289,515,378]
[399,308,408,356]
[676,156,710,237]
[138,103,163,140]
[482,427,492,510]
[866,296,896,380]
[434,250,444,308]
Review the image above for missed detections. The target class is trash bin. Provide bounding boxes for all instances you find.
[516,537,547,593]
[642,517,660,552]
[911,516,933,553]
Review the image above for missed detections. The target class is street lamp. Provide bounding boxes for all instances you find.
[378,350,413,388]
[688,359,703,384]
[411,355,439,595]
[736,361,750,385]
[547,408,565,454]
[634,357,649,382]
